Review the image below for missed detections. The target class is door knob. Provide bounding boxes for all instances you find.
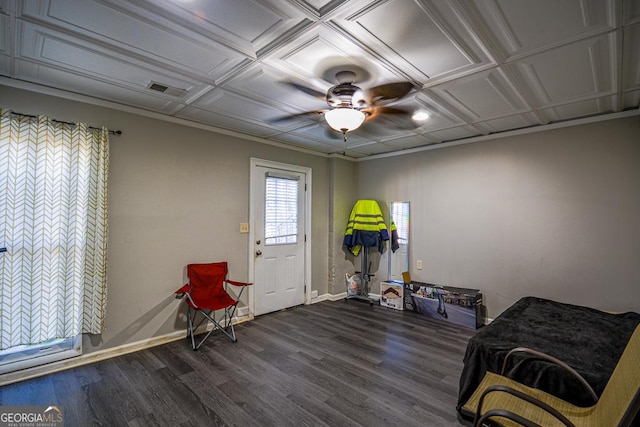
[256,250,262,256]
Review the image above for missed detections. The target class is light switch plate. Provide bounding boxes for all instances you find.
[416,260,423,270]
[239,223,249,233]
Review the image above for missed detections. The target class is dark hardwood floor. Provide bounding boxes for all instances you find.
[0,300,476,426]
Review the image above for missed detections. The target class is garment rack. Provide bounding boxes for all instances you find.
[345,247,377,305]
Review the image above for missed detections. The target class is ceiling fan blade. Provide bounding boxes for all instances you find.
[269,110,324,124]
[281,81,326,100]
[364,106,411,121]
[365,106,417,129]
[376,106,412,115]
[367,82,414,104]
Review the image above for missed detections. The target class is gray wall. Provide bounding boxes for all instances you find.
[0,85,330,353]
[3,83,639,351]
[356,116,640,319]
[328,158,358,294]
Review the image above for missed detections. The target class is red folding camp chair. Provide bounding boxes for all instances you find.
[174,262,252,350]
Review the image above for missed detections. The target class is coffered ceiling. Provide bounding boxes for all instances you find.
[1,0,639,158]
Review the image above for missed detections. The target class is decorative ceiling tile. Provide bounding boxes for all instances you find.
[428,125,480,143]
[174,104,280,138]
[0,12,7,54]
[301,0,350,15]
[476,113,540,134]
[429,68,530,121]
[15,21,213,111]
[623,0,640,25]
[261,24,400,88]
[0,0,637,158]
[539,96,616,122]
[622,24,640,91]
[0,56,8,77]
[0,10,10,76]
[465,0,615,61]
[383,134,439,150]
[332,0,495,84]
[14,59,182,113]
[18,0,251,81]
[127,0,317,58]
[176,91,297,138]
[352,122,412,142]
[621,90,640,109]
[222,64,328,115]
[271,133,339,154]
[388,93,466,134]
[506,33,617,108]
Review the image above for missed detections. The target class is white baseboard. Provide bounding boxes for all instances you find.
[329,292,347,301]
[311,292,384,303]
[310,292,350,302]
[0,314,252,386]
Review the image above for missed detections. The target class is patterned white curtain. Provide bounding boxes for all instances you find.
[0,109,109,350]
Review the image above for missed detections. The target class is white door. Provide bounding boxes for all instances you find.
[251,162,307,316]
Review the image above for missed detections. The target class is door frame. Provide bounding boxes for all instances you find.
[248,158,312,316]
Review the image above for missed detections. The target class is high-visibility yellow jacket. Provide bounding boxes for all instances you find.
[344,199,389,256]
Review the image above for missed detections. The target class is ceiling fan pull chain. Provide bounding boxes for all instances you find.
[340,130,348,155]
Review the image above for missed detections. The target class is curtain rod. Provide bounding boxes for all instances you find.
[8,111,122,135]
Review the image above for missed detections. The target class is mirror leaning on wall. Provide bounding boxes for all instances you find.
[388,201,410,282]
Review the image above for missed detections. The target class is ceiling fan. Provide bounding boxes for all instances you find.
[273,70,417,140]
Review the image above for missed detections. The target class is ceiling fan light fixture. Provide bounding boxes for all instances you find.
[324,108,366,132]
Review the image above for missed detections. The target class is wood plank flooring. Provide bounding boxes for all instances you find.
[0,300,476,426]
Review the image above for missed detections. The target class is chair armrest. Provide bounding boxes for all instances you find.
[174,284,191,299]
[500,347,598,404]
[226,279,252,287]
[474,384,575,427]
[476,409,541,427]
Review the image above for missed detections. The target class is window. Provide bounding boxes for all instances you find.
[264,175,298,245]
[0,110,109,373]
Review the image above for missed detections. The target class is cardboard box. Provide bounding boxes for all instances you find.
[404,282,483,329]
[380,281,404,310]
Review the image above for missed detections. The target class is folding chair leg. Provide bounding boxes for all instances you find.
[187,311,205,351]
[187,307,239,350]
[215,309,237,343]
[224,305,240,342]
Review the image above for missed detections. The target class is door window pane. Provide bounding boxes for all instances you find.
[264,176,298,245]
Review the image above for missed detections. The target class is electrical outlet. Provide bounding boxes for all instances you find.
[239,223,249,233]
[416,260,423,270]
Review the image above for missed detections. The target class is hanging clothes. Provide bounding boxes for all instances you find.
[390,220,400,253]
[344,199,389,256]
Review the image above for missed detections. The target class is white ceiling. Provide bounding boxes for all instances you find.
[1,0,639,158]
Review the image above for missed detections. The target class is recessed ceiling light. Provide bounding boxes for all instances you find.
[412,111,429,121]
